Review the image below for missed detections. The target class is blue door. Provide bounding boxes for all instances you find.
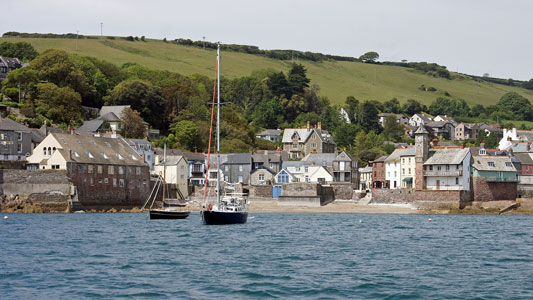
[272,186,282,198]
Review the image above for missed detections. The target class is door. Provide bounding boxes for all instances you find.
[272,186,282,198]
[436,180,440,190]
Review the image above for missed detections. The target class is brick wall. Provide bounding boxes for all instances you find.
[372,189,471,204]
[472,177,517,201]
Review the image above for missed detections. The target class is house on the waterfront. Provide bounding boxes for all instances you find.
[471,155,518,201]
[359,165,372,191]
[154,155,189,198]
[514,152,533,197]
[222,153,252,184]
[205,154,227,187]
[183,152,206,187]
[409,113,433,127]
[274,168,296,184]
[281,122,336,159]
[400,146,416,189]
[252,150,288,174]
[250,165,275,185]
[255,129,282,143]
[0,118,35,161]
[385,148,407,189]
[26,133,150,207]
[371,156,388,189]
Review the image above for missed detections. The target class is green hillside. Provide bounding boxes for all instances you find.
[2,36,532,106]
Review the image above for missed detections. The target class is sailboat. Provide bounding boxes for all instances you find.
[144,144,191,219]
[201,44,249,225]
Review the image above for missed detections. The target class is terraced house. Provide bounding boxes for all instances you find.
[282,122,336,159]
[27,133,150,208]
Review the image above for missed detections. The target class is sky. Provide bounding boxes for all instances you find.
[4,0,533,80]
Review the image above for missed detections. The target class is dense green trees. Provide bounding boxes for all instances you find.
[496,92,533,121]
[0,42,38,61]
[359,51,379,63]
[120,108,146,139]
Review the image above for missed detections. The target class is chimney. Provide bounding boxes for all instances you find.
[307,121,310,131]
[461,143,465,149]
[513,128,517,137]
[142,152,146,162]
[70,126,75,135]
[318,122,322,130]
[480,140,485,149]
[528,143,531,152]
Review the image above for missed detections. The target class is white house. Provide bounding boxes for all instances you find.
[154,155,189,197]
[339,108,351,123]
[423,148,471,190]
[274,169,296,184]
[409,113,433,127]
[385,148,407,189]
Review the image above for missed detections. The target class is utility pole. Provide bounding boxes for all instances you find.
[100,22,103,37]
[18,82,21,103]
[76,30,79,50]
[203,36,206,49]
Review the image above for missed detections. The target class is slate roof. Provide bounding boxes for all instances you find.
[511,143,533,153]
[359,166,372,173]
[413,113,433,123]
[517,130,533,141]
[183,152,205,162]
[225,153,251,165]
[49,133,146,166]
[414,125,430,134]
[301,153,336,166]
[472,156,516,172]
[427,121,447,128]
[281,128,335,144]
[77,119,104,133]
[97,112,121,122]
[29,128,45,143]
[252,150,288,163]
[424,148,470,165]
[399,146,416,156]
[514,153,533,165]
[257,129,281,136]
[335,151,354,162]
[154,148,184,156]
[250,165,275,175]
[156,155,185,166]
[99,105,130,118]
[385,148,408,162]
[371,156,388,163]
[0,118,31,132]
[281,160,305,168]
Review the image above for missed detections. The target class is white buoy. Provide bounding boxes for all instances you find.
[359,219,362,223]
[3,216,8,220]
[428,218,432,222]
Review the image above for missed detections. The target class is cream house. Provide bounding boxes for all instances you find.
[400,146,416,189]
[154,155,189,198]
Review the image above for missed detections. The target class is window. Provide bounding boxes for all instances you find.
[97,165,103,174]
[239,165,243,172]
[505,162,512,167]
[104,178,108,184]
[488,162,495,167]
[43,148,46,156]
[87,152,94,158]
[429,165,433,171]
[108,166,114,175]
[225,165,229,172]
[224,175,228,181]
[446,165,450,171]
[119,179,125,188]
[479,149,486,155]
[113,178,117,187]
[88,165,94,173]
[296,167,301,172]
[312,143,316,148]
[136,167,141,175]
[17,132,22,141]
[127,167,133,175]
[455,177,459,184]
[437,166,441,171]
[17,143,22,153]
[408,158,411,163]
[181,175,184,179]
[116,153,124,160]
[130,154,138,161]
[101,152,108,159]
[402,158,405,164]
[259,174,265,181]
[119,166,124,175]
[305,175,310,182]
[408,168,411,175]
[73,151,80,157]
[402,168,405,175]
[90,177,94,185]
[98,178,103,184]
[292,143,298,149]
[305,166,309,172]
[340,161,345,171]
[269,162,274,169]
[238,175,243,183]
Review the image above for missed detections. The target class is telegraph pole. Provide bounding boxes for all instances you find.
[203,36,206,49]
[100,22,103,36]
[76,30,79,50]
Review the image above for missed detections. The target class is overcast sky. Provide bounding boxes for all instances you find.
[5,0,533,80]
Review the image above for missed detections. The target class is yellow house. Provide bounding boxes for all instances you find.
[400,146,416,189]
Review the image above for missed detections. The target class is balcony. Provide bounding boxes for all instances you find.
[425,170,462,177]
[486,176,519,183]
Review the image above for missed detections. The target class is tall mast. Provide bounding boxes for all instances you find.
[216,44,221,204]
[163,143,166,202]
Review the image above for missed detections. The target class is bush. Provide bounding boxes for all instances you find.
[125,36,134,41]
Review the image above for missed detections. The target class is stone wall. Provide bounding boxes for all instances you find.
[331,183,353,200]
[249,185,272,199]
[372,188,471,204]
[0,169,71,212]
[517,184,533,198]
[278,183,334,206]
[472,177,517,201]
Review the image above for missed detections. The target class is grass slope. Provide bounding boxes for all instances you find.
[3,36,533,106]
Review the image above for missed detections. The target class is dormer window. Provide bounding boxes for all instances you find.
[117,153,124,160]
[118,143,124,148]
[61,138,67,144]
[505,162,512,167]
[87,152,94,158]
[73,151,80,157]
[488,162,495,167]
[105,142,111,148]
[479,149,486,155]
[131,154,138,161]
[101,152,109,159]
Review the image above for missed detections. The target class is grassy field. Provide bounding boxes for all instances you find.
[3,36,533,106]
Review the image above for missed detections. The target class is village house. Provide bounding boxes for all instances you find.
[385,148,407,189]
[26,133,150,207]
[281,122,336,159]
[427,121,455,140]
[514,152,533,197]
[250,165,276,185]
[154,155,189,198]
[409,113,433,128]
[471,155,518,201]
[371,156,388,189]
[251,150,288,174]
[222,153,252,184]
[255,129,282,143]
[400,146,416,189]
[300,151,358,186]
[126,139,155,170]
[454,123,479,141]
[359,165,372,191]
[0,118,35,161]
[205,154,227,187]
[183,152,206,187]
[434,115,457,125]
[274,168,297,184]
[378,113,409,127]
[0,56,22,82]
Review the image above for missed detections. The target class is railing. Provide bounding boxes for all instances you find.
[424,170,462,176]
[486,176,519,183]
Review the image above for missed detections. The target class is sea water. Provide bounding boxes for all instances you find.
[1,213,532,299]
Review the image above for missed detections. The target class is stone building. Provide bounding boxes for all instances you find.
[252,150,288,174]
[26,133,150,207]
[471,155,518,201]
[222,153,251,184]
[282,122,336,159]
[455,123,479,141]
[250,166,275,185]
[184,152,206,187]
[255,129,282,143]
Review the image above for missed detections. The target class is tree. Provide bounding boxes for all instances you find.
[359,51,379,63]
[402,99,425,116]
[345,96,359,123]
[383,98,401,113]
[171,120,199,151]
[497,92,533,121]
[35,83,82,126]
[351,131,385,166]
[120,108,146,138]
[358,101,381,133]
[0,68,39,102]
[287,63,310,96]
[252,97,283,128]
[334,123,360,148]
[471,104,486,117]
[0,41,38,61]
[104,79,166,129]
[267,71,290,98]
[524,79,533,90]
[382,115,405,142]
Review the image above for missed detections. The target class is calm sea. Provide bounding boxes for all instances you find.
[1,213,532,299]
